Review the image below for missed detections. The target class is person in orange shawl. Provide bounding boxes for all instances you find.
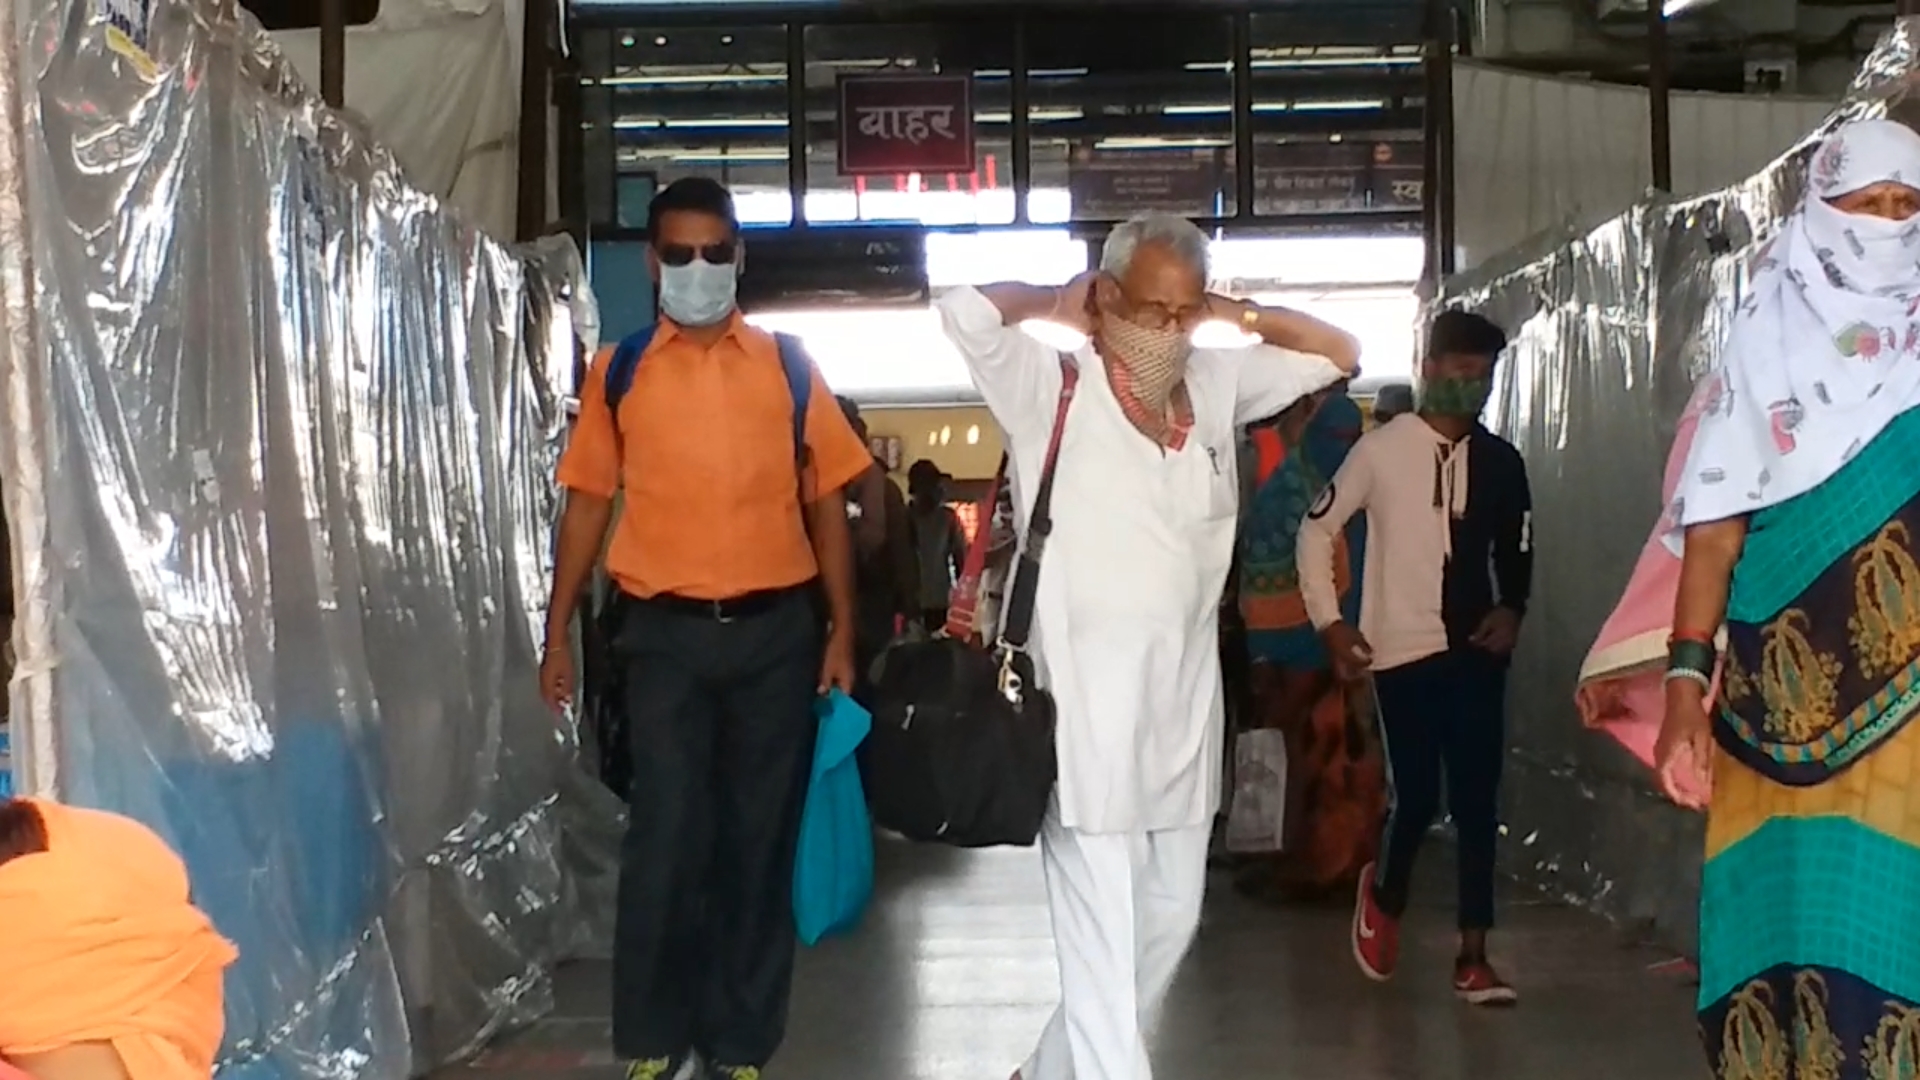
[0,797,236,1080]
[1233,386,1386,902]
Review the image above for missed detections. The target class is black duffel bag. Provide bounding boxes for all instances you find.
[865,360,1077,848]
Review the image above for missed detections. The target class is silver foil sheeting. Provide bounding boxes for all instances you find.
[0,0,619,1076]
[1435,20,1920,952]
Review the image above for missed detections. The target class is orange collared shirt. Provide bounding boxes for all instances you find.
[557,314,872,601]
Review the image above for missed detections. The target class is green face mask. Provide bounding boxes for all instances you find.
[1418,375,1491,418]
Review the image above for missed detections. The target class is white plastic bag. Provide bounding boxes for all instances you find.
[1225,729,1289,854]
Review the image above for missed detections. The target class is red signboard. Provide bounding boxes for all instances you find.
[837,74,975,176]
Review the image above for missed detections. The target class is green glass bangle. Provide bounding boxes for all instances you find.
[1668,638,1718,675]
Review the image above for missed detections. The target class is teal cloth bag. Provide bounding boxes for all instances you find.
[794,689,874,945]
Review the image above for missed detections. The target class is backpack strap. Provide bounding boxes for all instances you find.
[771,331,813,472]
[605,324,814,483]
[604,325,657,436]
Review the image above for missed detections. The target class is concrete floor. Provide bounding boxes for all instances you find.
[461,834,1707,1080]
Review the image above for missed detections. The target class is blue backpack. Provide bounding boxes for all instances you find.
[605,325,813,470]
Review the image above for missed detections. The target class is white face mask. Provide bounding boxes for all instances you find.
[658,258,738,327]
[1808,198,1920,296]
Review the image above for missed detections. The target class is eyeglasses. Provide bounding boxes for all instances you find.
[656,241,738,267]
[1123,299,1206,332]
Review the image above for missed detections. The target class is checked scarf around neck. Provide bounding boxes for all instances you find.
[1099,314,1195,448]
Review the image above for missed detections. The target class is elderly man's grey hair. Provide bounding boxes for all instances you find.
[1098,213,1211,280]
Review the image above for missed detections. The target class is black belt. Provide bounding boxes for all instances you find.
[635,582,813,623]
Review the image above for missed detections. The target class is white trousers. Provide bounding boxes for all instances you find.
[1022,814,1211,1080]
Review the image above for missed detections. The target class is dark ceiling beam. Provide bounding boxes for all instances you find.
[609,109,1424,147]
[1485,48,1749,92]
[584,209,1429,240]
[573,2,1429,49]
[601,71,1423,109]
[237,0,376,31]
[575,1,1425,24]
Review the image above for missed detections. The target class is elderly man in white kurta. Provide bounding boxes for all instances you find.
[935,213,1361,1080]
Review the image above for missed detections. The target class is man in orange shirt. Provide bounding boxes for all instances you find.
[536,178,872,1080]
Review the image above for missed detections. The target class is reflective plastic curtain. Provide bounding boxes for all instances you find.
[0,0,618,1075]
[1436,22,1920,952]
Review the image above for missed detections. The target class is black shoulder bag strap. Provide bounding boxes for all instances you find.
[996,355,1079,669]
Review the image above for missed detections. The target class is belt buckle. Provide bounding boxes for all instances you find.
[712,599,734,624]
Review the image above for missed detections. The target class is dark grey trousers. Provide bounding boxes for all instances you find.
[609,589,822,1069]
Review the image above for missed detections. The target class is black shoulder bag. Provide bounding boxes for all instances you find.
[864,358,1078,848]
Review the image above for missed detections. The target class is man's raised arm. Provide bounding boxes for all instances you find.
[1211,295,1360,374]
[971,281,1082,328]
[934,277,1091,426]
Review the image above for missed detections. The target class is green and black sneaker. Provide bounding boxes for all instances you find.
[623,1058,695,1080]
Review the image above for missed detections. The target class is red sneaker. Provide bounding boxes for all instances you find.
[1454,959,1519,1006]
[1351,862,1399,982]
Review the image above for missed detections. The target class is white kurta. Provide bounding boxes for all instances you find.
[937,286,1345,835]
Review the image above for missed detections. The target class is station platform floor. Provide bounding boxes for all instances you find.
[457,835,1706,1080]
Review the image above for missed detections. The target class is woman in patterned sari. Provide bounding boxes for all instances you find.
[1657,119,1920,1079]
[1235,387,1386,901]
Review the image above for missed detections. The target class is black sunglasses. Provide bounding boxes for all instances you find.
[657,241,738,267]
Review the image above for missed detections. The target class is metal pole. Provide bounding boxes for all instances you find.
[1230,11,1254,224]
[1420,0,1451,288]
[1011,16,1031,227]
[319,0,345,108]
[786,22,808,227]
[1436,4,1457,277]
[515,0,552,240]
[1647,0,1672,192]
[555,46,585,245]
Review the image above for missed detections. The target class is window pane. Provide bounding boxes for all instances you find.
[1025,13,1234,223]
[924,229,1088,288]
[1211,234,1423,288]
[1246,12,1425,218]
[801,22,1015,226]
[588,240,656,346]
[616,174,657,230]
[595,24,791,227]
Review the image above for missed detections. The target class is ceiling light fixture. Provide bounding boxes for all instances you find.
[1291,98,1389,111]
[665,149,789,164]
[596,72,786,87]
[1094,136,1232,150]
[976,108,1083,123]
